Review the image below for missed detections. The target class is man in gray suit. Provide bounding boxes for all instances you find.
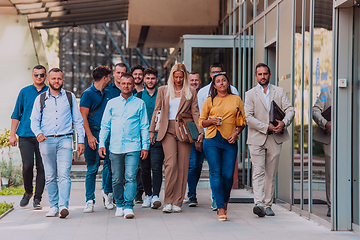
[245,63,294,217]
[312,85,332,217]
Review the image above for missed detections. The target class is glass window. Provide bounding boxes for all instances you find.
[246,0,254,25]
[191,47,233,87]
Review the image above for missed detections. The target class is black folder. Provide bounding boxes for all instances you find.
[269,100,285,127]
[321,106,331,121]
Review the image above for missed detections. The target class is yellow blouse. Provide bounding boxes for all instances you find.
[199,94,246,139]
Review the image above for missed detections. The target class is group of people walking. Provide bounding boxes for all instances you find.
[10,60,294,221]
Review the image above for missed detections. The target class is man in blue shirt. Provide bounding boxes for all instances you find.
[105,63,128,98]
[136,67,164,209]
[80,66,113,213]
[10,65,49,210]
[31,68,85,218]
[99,73,149,219]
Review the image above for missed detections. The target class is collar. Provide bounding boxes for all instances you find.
[120,94,134,102]
[258,83,270,94]
[90,84,101,93]
[32,84,47,92]
[144,87,158,97]
[47,88,65,98]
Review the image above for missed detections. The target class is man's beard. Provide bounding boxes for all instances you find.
[259,78,269,86]
[145,84,156,90]
[135,79,143,86]
[49,82,63,91]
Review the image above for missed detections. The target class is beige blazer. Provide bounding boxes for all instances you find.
[245,84,294,145]
[313,85,332,145]
[149,86,204,142]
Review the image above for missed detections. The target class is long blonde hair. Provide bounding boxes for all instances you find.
[167,63,192,100]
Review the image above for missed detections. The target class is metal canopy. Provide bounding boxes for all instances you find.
[0,0,129,29]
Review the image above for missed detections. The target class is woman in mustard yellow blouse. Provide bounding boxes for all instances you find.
[199,72,246,221]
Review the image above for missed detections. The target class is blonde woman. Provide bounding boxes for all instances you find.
[149,63,204,213]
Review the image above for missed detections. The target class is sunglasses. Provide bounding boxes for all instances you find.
[210,70,222,74]
[34,73,45,78]
[213,72,227,77]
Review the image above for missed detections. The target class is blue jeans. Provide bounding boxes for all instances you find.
[187,143,204,198]
[110,151,140,209]
[203,132,237,209]
[39,135,73,209]
[85,130,112,202]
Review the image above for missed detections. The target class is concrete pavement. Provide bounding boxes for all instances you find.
[0,189,358,240]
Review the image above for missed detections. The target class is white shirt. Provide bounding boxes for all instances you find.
[169,97,181,120]
[197,83,239,113]
[259,83,270,113]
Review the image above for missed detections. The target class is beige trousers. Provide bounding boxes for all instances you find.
[248,134,282,208]
[161,120,192,207]
[323,143,331,208]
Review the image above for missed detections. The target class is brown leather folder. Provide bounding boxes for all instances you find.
[269,100,285,127]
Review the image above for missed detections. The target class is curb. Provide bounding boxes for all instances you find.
[0,207,14,220]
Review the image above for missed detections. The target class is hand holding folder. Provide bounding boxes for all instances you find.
[269,100,285,127]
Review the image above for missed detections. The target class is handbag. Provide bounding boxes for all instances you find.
[154,110,161,132]
[235,107,245,127]
[178,113,199,143]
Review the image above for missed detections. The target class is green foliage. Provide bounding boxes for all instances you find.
[0,129,11,148]
[0,129,23,188]
[0,186,25,195]
[0,159,23,188]
[0,201,14,216]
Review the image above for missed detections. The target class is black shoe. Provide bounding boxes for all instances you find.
[327,208,331,217]
[253,205,266,217]
[20,193,33,207]
[188,197,198,207]
[265,207,275,216]
[134,197,143,204]
[33,199,42,210]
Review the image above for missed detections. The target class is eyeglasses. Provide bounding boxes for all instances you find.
[213,72,227,77]
[34,73,45,78]
[210,70,222,74]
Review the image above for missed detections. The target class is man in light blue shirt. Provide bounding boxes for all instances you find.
[31,68,85,219]
[99,73,149,219]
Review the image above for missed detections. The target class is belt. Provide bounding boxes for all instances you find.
[268,131,273,135]
[46,133,73,138]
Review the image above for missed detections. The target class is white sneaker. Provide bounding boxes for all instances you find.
[84,200,94,213]
[142,195,152,208]
[172,205,182,213]
[106,193,114,210]
[183,196,189,203]
[46,207,59,217]
[162,204,172,213]
[124,208,134,219]
[59,207,69,218]
[115,207,123,217]
[151,195,161,209]
[102,190,109,208]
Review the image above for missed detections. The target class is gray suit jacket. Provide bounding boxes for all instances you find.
[313,85,332,145]
[245,84,294,145]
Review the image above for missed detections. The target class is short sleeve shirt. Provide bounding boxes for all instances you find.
[80,84,111,130]
[11,84,49,137]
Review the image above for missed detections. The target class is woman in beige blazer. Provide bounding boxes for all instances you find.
[149,63,204,213]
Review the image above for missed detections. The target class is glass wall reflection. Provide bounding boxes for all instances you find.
[311,0,332,220]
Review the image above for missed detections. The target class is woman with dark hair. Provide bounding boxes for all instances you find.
[199,72,246,221]
[149,63,204,213]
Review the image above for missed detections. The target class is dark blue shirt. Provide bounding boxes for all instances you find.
[80,84,111,130]
[136,88,158,138]
[11,84,49,137]
[105,82,138,99]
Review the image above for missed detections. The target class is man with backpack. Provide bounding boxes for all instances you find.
[30,68,85,218]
